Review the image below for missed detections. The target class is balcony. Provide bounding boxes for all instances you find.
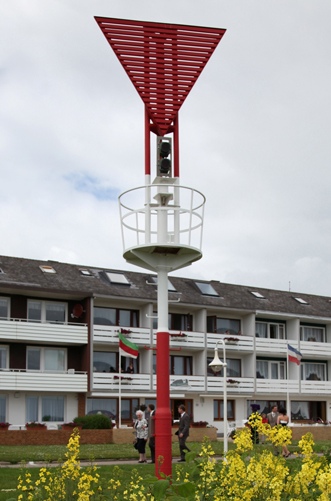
[300,340,331,359]
[255,337,288,356]
[93,326,150,346]
[255,378,299,394]
[207,376,254,394]
[206,333,254,352]
[0,318,88,345]
[153,330,205,349]
[0,369,87,392]
[92,373,151,394]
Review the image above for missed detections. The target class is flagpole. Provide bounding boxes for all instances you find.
[119,358,122,428]
[287,342,291,424]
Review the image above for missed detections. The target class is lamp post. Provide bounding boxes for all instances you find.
[209,339,228,455]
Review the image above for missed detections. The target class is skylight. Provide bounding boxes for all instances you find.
[294,297,308,305]
[250,291,265,299]
[195,281,219,296]
[39,265,56,274]
[105,272,130,285]
[80,269,93,276]
[150,276,177,292]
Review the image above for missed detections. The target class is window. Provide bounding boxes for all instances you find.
[247,400,286,416]
[294,297,308,305]
[301,362,326,381]
[256,360,286,379]
[0,346,9,369]
[213,399,235,421]
[153,354,193,375]
[0,396,6,422]
[93,351,118,373]
[250,291,265,299]
[80,269,93,276]
[255,320,285,339]
[26,396,64,422]
[39,265,56,274]
[207,357,241,378]
[27,300,67,323]
[195,282,218,296]
[86,397,139,422]
[170,355,193,375]
[291,401,326,422]
[207,317,241,335]
[104,272,130,285]
[300,324,325,343]
[93,307,139,327]
[150,276,177,292]
[27,347,66,372]
[0,297,9,319]
[169,313,192,331]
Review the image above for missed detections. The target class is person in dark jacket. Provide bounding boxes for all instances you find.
[177,404,190,461]
[147,404,156,463]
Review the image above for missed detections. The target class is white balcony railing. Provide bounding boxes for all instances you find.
[255,338,288,355]
[152,330,205,349]
[207,377,254,393]
[92,373,151,392]
[0,369,87,392]
[0,318,88,345]
[256,378,299,394]
[206,334,254,352]
[93,326,151,346]
[300,341,331,358]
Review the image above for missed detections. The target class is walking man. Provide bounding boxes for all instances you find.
[177,404,190,462]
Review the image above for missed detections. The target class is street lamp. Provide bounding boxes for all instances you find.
[209,339,228,455]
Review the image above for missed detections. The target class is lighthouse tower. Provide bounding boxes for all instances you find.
[95,17,226,477]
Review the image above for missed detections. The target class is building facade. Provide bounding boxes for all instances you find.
[1,254,331,433]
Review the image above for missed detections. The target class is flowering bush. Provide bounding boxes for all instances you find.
[16,420,331,500]
[0,422,10,428]
[227,379,240,384]
[192,420,209,427]
[113,375,132,381]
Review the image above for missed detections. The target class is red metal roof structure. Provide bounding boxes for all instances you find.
[95,17,226,136]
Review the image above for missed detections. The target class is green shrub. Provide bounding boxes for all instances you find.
[73,414,112,429]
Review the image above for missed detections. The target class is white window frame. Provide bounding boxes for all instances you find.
[0,345,9,370]
[27,300,67,324]
[26,346,67,372]
[256,360,286,379]
[26,395,65,422]
[255,321,285,339]
[301,362,326,381]
[300,325,325,343]
[0,297,10,320]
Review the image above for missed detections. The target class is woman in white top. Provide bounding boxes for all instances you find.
[134,410,148,463]
[277,406,290,457]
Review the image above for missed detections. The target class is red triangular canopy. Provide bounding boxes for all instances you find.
[95,17,226,136]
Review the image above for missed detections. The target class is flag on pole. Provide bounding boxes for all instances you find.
[288,344,302,365]
[119,332,139,359]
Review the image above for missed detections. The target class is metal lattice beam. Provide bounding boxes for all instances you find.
[95,17,226,136]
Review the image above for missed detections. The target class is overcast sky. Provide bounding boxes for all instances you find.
[1,0,331,296]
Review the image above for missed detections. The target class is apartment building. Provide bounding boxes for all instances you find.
[1,254,331,433]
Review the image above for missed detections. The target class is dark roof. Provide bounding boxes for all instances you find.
[1,254,331,319]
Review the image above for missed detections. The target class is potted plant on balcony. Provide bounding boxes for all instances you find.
[170,332,187,340]
[227,379,240,386]
[25,422,47,430]
[113,375,133,384]
[224,337,239,344]
[0,422,10,431]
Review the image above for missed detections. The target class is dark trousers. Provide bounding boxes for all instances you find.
[149,436,155,462]
[179,435,190,459]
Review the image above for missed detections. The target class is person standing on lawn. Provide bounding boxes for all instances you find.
[177,404,190,462]
[134,410,148,463]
